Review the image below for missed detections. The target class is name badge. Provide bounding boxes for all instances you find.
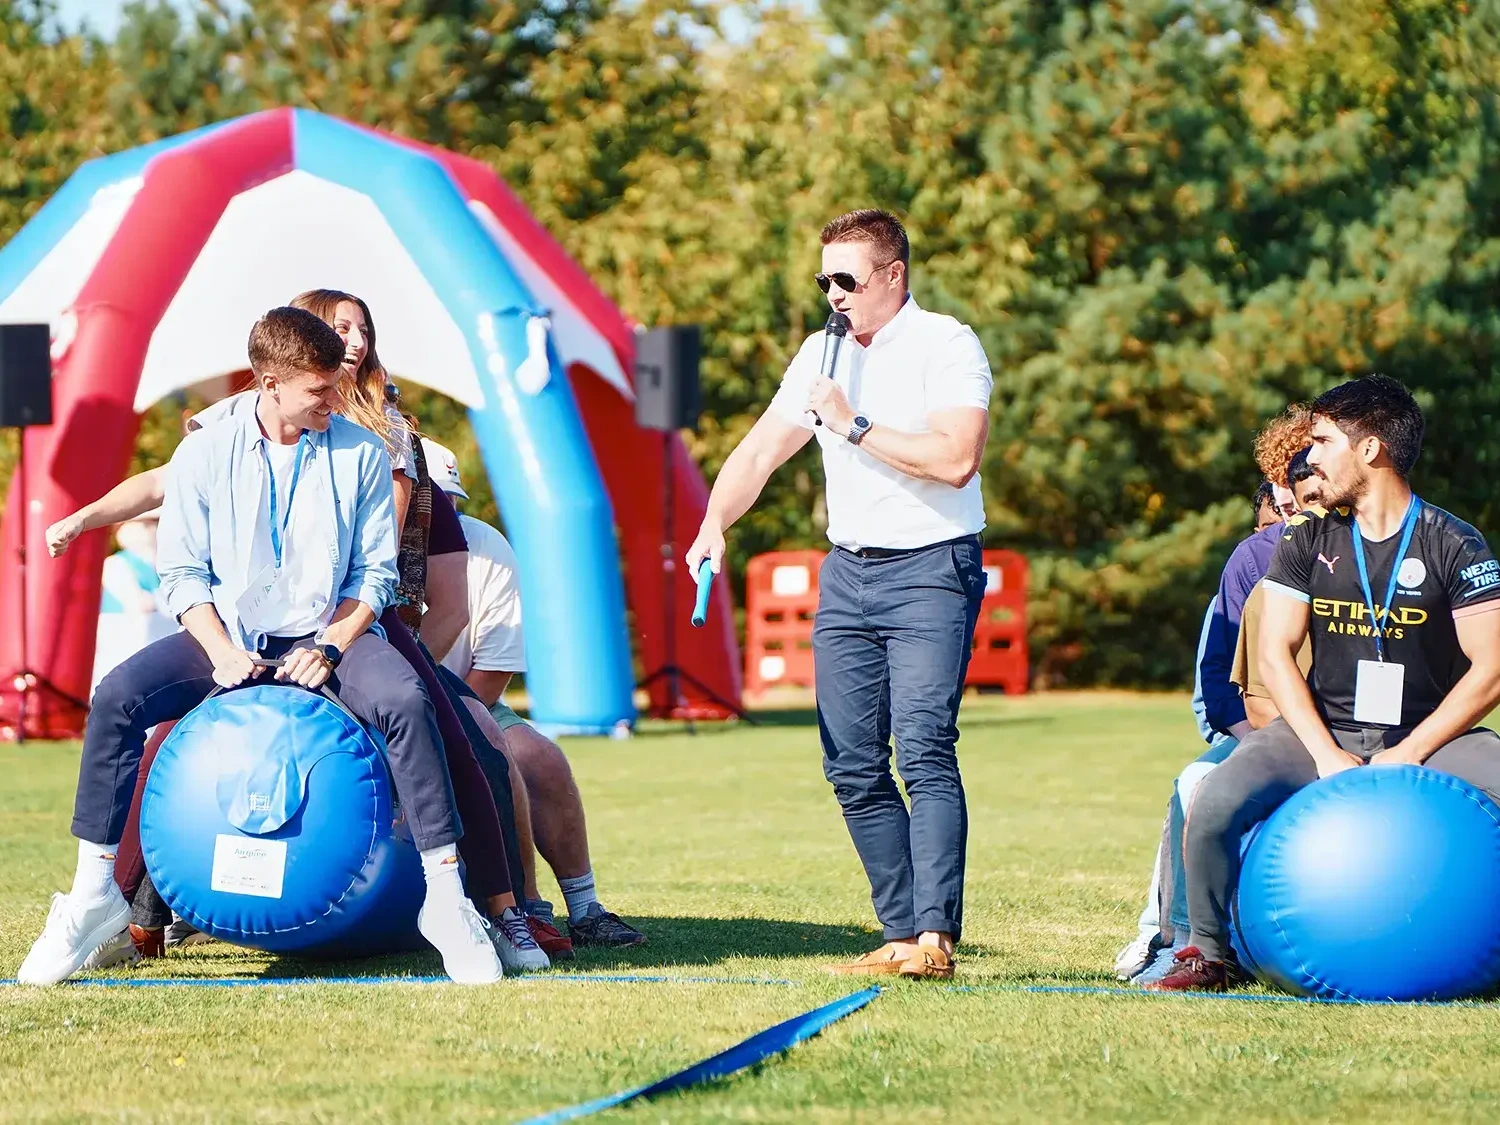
[1354,659,1405,726]
[236,562,286,631]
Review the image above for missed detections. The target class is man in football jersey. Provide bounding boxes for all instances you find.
[1153,374,1500,991]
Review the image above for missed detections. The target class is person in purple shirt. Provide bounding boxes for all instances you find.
[1117,448,1322,982]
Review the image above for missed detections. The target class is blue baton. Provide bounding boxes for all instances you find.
[691,559,714,627]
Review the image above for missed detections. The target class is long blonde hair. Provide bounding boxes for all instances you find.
[289,288,408,459]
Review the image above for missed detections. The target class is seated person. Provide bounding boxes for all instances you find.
[18,308,503,986]
[1252,481,1280,533]
[1231,452,1323,729]
[1116,417,1316,980]
[1153,374,1500,991]
[422,439,647,950]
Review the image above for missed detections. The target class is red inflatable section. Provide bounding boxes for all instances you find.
[0,110,740,737]
[0,111,296,738]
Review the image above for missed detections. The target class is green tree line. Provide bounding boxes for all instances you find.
[2,0,1497,686]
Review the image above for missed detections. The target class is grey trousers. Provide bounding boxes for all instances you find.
[1184,718,1500,960]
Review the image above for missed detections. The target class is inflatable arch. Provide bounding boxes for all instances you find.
[0,108,741,738]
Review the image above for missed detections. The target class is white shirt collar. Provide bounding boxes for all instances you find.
[865,293,920,351]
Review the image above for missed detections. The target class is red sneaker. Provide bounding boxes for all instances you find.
[527,915,574,961]
[1144,946,1243,992]
[129,924,164,959]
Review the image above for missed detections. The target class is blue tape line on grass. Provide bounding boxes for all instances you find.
[517,986,880,1124]
[0,974,796,989]
[945,984,1497,1008]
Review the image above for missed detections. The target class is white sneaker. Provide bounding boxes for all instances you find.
[490,908,551,973]
[18,888,131,985]
[417,893,504,984]
[1114,931,1164,981]
[80,926,141,971]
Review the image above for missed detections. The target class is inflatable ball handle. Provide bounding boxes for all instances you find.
[205,656,363,726]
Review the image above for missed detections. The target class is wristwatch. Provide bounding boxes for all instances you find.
[847,414,872,446]
[316,643,343,669]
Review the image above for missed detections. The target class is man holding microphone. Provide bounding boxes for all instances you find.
[687,209,992,979]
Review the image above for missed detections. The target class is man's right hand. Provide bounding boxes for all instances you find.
[685,519,726,575]
[210,646,261,689]
[46,514,85,558]
[1314,748,1363,778]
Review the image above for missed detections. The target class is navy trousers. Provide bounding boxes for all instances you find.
[72,629,460,851]
[813,535,986,941]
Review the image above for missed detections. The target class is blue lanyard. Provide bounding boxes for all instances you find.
[262,434,310,569]
[1349,494,1420,663]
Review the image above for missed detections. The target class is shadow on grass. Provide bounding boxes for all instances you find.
[563,915,880,969]
[633,710,1058,735]
[219,917,881,980]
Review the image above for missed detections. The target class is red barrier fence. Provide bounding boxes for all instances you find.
[742,548,1029,698]
[743,551,824,696]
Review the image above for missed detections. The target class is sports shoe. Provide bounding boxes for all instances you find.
[1135,936,1191,987]
[490,908,551,972]
[130,924,165,959]
[568,907,646,949]
[165,918,212,950]
[18,888,131,985]
[1144,945,1245,993]
[1114,930,1164,981]
[417,893,505,985]
[527,915,574,961]
[80,926,141,971]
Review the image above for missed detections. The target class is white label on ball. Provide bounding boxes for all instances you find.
[210,835,287,899]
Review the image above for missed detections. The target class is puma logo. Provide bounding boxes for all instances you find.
[1318,553,1340,575]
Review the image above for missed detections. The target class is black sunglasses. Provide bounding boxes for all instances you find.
[816,259,899,294]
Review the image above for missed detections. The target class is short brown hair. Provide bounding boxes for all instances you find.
[1254,403,1313,488]
[820,208,910,270]
[247,306,345,380]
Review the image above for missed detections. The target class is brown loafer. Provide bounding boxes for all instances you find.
[899,945,955,980]
[826,942,916,976]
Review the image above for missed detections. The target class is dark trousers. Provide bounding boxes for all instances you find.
[73,629,460,852]
[1184,718,1500,961]
[381,611,512,900]
[813,535,986,941]
[436,662,530,900]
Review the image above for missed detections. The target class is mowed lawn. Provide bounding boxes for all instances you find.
[5,692,1500,1123]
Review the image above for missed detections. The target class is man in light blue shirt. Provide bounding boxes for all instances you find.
[19,307,502,987]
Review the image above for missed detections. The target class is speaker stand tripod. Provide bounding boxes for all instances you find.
[636,432,750,730]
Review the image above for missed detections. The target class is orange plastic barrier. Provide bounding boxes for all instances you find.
[743,551,824,696]
[966,550,1029,693]
[743,546,1031,698]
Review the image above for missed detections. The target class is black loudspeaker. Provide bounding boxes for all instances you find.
[0,324,52,428]
[634,325,701,432]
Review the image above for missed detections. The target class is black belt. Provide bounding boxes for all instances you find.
[839,534,979,560]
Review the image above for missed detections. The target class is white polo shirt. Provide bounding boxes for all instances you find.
[440,514,527,677]
[767,296,992,551]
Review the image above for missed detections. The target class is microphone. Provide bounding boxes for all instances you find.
[812,312,850,427]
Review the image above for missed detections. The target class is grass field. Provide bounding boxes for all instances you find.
[5,692,1500,1123]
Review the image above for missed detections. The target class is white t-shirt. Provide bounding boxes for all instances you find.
[255,437,328,638]
[440,514,526,677]
[767,296,993,551]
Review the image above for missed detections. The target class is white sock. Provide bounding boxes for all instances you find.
[558,870,600,923]
[71,839,118,902]
[419,844,464,898]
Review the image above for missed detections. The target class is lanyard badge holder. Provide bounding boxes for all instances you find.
[1350,496,1419,727]
[237,435,310,631]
